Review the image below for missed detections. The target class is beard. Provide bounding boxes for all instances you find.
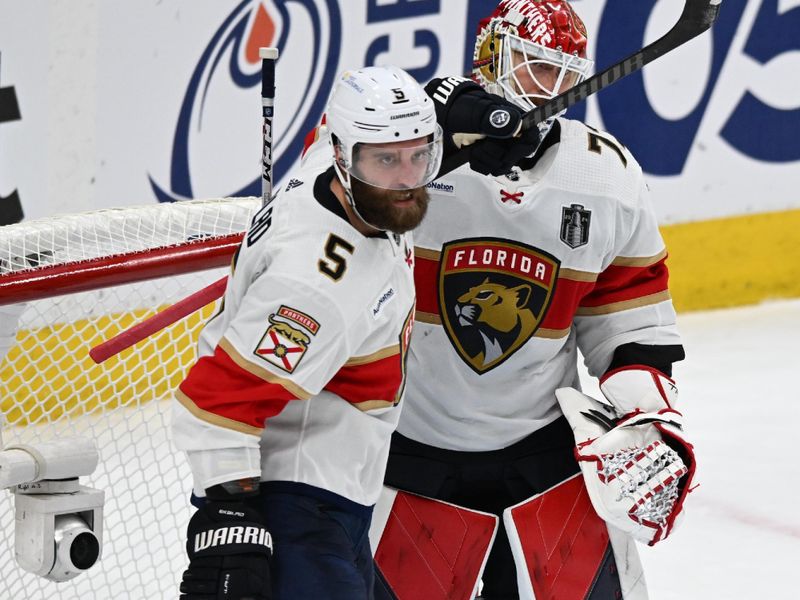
[350,178,429,234]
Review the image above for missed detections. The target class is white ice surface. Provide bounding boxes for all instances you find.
[578,299,800,600]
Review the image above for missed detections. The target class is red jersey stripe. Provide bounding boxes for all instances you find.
[325,351,401,406]
[580,257,670,309]
[179,343,296,430]
[415,253,440,316]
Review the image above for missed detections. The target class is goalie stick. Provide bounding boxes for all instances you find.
[437,0,722,177]
[90,0,721,361]
[89,47,279,364]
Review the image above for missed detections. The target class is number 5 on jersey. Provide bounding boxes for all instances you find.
[318,234,354,281]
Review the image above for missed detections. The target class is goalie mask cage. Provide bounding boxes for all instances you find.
[0,197,259,599]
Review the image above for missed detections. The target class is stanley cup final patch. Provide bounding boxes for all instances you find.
[560,204,591,248]
[254,305,320,373]
[438,239,560,374]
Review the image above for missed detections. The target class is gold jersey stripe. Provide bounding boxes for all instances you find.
[414,247,441,260]
[576,290,672,316]
[345,345,400,366]
[352,399,395,411]
[176,388,262,436]
[611,248,668,268]
[534,327,571,339]
[558,268,598,282]
[219,337,312,400]
[415,311,442,325]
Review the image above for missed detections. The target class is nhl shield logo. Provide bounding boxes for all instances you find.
[254,305,320,373]
[560,204,591,248]
[438,239,560,374]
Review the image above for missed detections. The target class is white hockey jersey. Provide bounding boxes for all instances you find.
[172,142,415,506]
[399,118,682,451]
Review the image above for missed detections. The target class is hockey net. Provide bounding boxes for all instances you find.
[0,197,259,599]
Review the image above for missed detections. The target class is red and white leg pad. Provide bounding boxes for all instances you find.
[370,486,498,600]
[503,474,648,600]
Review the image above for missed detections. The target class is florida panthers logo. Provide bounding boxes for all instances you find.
[439,239,559,374]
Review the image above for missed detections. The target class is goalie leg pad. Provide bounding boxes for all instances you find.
[503,474,648,600]
[370,486,498,600]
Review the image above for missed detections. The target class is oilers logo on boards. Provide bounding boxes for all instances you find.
[255,305,320,373]
[150,0,341,203]
[438,238,559,374]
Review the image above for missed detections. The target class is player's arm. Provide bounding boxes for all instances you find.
[574,166,684,379]
[172,270,352,493]
[569,169,694,545]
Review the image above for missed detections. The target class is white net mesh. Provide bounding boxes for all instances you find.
[0,198,259,599]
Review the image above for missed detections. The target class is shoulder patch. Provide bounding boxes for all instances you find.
[254,305,320,373]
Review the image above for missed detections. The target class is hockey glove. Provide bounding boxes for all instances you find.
[556,367,696,546]
[424,76,541,176]
[180,482,273,600]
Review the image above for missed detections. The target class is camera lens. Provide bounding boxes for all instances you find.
[69,531,100,570]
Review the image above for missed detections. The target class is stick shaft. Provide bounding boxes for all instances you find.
[260,47,279,206]
[89,277,228,364]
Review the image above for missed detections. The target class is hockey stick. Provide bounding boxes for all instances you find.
[89,48,280,364]
[437,0,722,177]
[260,47,279,205]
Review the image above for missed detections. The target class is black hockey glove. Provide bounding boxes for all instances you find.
[180,481,273,600]
[424,75,541,176]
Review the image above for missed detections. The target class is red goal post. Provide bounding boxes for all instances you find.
[0,197,258,598]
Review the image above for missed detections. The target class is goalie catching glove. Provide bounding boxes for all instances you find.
[181,480,273,600]
[424,75,541,176]
[556,366,696,546]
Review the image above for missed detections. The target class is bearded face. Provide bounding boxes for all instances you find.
[350,177,429,234]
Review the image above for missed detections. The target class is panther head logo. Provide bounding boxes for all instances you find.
[438,239,559,374]
[454,278,537,367]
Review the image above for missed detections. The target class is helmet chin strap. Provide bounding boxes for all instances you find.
[332,159,388,233]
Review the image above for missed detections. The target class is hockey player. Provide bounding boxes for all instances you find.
[171,66,445,600]
[381,2,696,599]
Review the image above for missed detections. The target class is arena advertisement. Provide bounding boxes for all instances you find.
[0,0,797,225]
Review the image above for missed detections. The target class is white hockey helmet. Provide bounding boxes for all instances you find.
[326,66,443,191]
[473,1,594,135]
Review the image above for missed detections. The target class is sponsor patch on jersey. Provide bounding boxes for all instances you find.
[560,204,591,248]
[372,286,397,319]
[426,180,456,196]
[438,239,560,374]
[254,305,320,373]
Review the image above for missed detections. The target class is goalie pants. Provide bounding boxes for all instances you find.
[259,482,376,600]
[384,416,581,600]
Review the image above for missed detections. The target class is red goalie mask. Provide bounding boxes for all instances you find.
[473,0,594,114]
